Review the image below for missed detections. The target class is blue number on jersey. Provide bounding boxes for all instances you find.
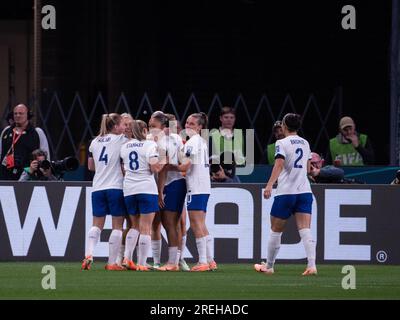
[99,146,108,165]
[129,151,139,171]
[294,148,303,168]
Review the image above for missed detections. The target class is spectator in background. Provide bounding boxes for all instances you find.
[210,151,241,183]
[308,152,344,183]
[266,121,285,165]
[327,116,374,166]
[210,107,245,166]
[0,104,50,180]
[18,149,57,181]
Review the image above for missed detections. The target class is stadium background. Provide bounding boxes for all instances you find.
[0,0,395,166]
[0,0,400,302]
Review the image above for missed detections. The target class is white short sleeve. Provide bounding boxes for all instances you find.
[274,140,286,159]
[146,141,159,163]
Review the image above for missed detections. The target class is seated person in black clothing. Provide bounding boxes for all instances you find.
[308,152,344,183]
[210,151,241,183]
[19,149,57,181]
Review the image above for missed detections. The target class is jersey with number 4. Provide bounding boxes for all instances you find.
[89,134,127,192]
[274,135,312,196]
[120,139,159,196]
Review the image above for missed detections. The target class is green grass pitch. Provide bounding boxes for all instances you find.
[0,263,399,300]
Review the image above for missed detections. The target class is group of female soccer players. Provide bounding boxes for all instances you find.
[81,111,217,272]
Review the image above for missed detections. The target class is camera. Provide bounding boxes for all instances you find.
[210,163,222,174]
[51,157,80,173]
[38,159,51,170]
[38,157,79,177]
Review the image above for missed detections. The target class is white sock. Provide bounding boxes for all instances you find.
[151,239,162,264]
[267,231,282,269]
[108,229,122,265]
[175,249,181,265]
[124,228,140,260]
[180,235,187,261]
[195,237,207,264]
[206,235,214,263]
[116,244,125,265]
[85,226,101,257]
[299,228,316,268]
[138,234,152,266]
[168,246,178,264]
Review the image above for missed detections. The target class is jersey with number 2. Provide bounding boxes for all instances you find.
[274,135,312,196]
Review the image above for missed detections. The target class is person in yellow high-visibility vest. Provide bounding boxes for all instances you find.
[327,116,375,166]
[209,107,246,166]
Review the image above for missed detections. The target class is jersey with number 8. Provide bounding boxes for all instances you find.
[89,134,127,192]
[120,139,159,196]
[274,135,312,196]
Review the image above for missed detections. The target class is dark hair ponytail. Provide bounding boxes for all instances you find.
[190,112,208,129]
[151,111,169,128]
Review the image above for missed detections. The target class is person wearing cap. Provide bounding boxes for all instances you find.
[266,121,285,165]
[308,152,344,183]
[327,116,374,166]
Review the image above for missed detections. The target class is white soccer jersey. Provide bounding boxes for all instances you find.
[121,139,159,196]
[184,134,211,195]
[89,134,127,192]
[158,133,185,186]
[274,135,312,196]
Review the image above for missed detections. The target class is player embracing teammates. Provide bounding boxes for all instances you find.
[120,120,164,271]
[254,113,317,276]
[180,112,217,272]
[82,113,127,271]
[148,111,187,271]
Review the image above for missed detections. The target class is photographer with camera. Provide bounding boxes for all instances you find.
[210,151,241,183]
[18,149,79,181]
[19,149,57,181]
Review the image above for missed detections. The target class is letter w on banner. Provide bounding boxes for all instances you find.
[0,186,81,256]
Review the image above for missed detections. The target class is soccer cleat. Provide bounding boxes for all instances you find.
[122,258,137,271]
[145,263,159,270]
[104,264,126,271]
[152,263,161,270]
[136,265,151,271]
[208,260,218,271]
[81,255,93,270]
[302,267,318,276]
[157,264,180,272]
[191,263,211,272]
[179,259,190,272]
[254,262,274,274]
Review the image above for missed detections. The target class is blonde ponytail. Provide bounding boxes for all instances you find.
[98,113,122,136]
[131,120,148,141]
